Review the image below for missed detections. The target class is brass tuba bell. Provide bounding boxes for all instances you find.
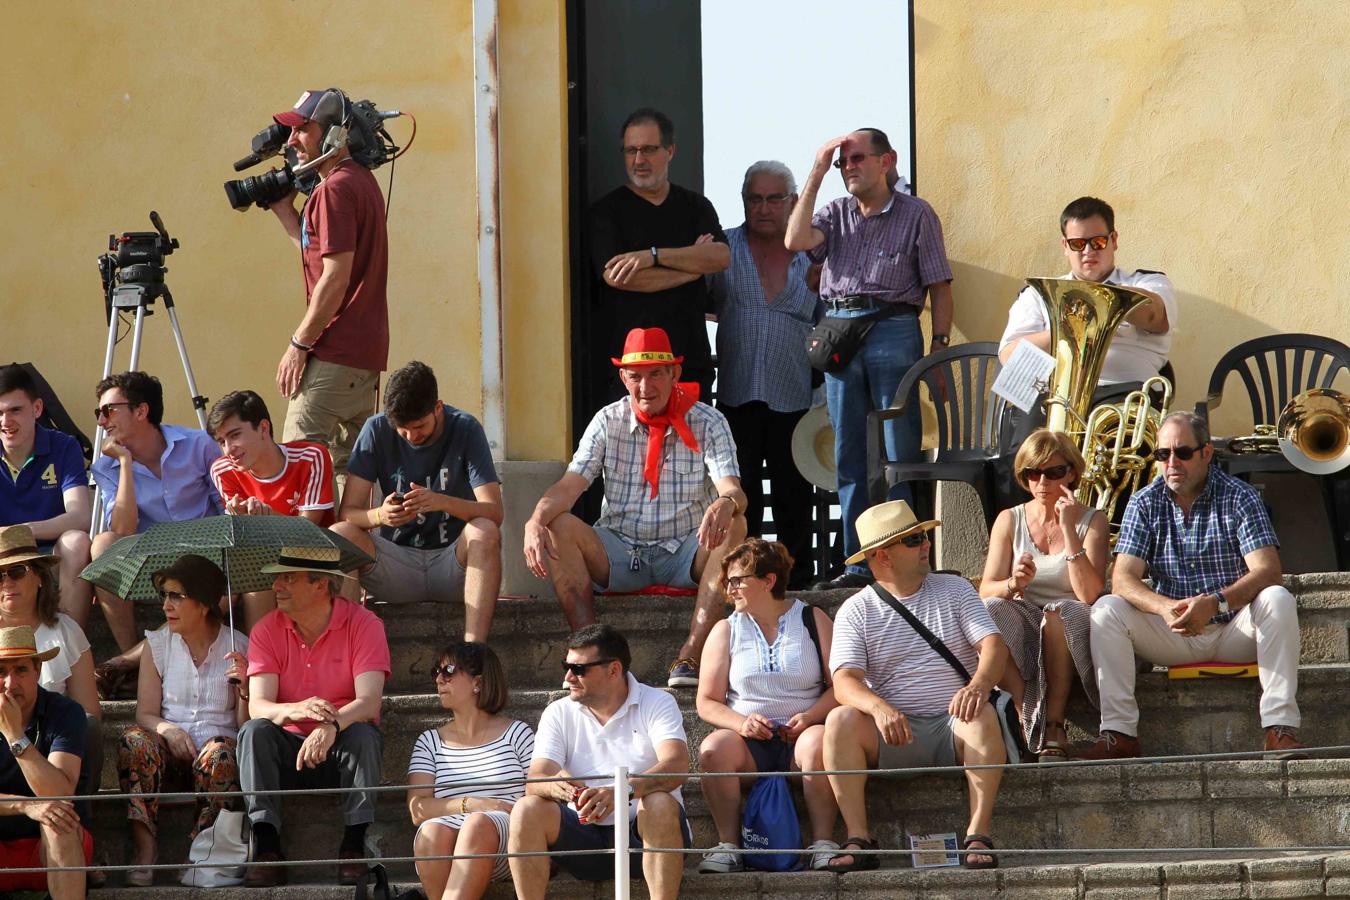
[1277,388,1350,474]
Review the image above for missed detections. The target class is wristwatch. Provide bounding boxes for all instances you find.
[931,334,951,347]
[9,736,32,759]
[1213,590,1230,616]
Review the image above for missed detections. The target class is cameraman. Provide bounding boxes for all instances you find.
[270,88,390,491]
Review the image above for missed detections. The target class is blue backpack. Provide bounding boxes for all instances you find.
[741,770,802,871]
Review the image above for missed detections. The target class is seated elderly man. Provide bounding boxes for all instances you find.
[1079,411,1305,760]
[524,327,747,687]
[238,546,390,887]
[0,626,91,900]
[822,501,1008,871]
[508,624,690,900]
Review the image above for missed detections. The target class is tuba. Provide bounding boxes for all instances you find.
[1026,277,1172,528]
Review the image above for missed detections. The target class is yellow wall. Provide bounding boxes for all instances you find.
[915,1,1350,436]
[0,1,570,461]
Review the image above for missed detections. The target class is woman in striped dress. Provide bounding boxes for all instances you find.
[980,430,1109,760]
[695,539,840,873]
[408,642,534,899]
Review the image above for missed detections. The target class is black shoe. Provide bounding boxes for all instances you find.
[809,571,874,591]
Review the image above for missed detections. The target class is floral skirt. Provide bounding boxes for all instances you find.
[116,726,240,839]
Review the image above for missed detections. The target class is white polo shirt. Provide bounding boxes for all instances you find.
[1000,268,1178,384]
[533,671,688,825]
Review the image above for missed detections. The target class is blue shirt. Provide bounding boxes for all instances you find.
[1114,464,1279,625]
[710,225,823,412]
[0,687,90,840]
[1,425,88,548]
[347,405,499,550]
[91,424,223,532]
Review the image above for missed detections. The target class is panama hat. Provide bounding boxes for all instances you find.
[0,625,61,664]
[790,404,836,492]
[844,500,940,566]
[259,546,344,576]
[0,525,58,568]
[610,327,684,368]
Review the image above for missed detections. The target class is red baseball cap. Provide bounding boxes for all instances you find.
[273,88,343,128]
[611,327,684,367]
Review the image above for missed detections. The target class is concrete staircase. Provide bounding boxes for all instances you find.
[78,574,1350,897]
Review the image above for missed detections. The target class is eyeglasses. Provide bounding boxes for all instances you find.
[94,401,132,420]
[157,590,188,603]
[1064,235,1111,253]
[725,574,758,590]
[432,663,457,681]
[832,152,883,169]
[743,193,790,207]
[561,658,617,678]
[0,563,34,583]
[1154,445,1203,462]
[622,144,665,159]
[1021,464,1071,482]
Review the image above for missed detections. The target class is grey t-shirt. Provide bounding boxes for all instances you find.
[347,405,499,549]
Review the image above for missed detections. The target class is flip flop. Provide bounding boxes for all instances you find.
[824,836,880,872]
[961,833,998,869]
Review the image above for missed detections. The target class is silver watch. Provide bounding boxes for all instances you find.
[9,736,32,758]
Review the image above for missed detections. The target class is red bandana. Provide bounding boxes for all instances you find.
[631,383,702,498]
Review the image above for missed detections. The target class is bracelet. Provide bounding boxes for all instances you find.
[650,246,659,266]
[460,796,469,815]
[290,336,313,353]
[714,495,737,513]
[1064,549,1087,563]
[374,508,384,527]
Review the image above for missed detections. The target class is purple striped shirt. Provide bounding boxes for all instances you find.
[808,189,953,305]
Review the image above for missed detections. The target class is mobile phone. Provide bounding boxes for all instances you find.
[391,492,405,504]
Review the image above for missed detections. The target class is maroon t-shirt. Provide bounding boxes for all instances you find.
[300,161,390,371]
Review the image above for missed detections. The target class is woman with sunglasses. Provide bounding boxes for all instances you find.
[116,554,248,885]
[408,641,534,900]
[980,430,1108,760]
[695,538,840,873]
[0,525,103,796]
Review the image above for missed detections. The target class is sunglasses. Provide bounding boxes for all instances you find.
[1021,464,1071,482]
[94,401,133,420]
[883,532,930,551]
[1154,445,1203,462]
[0,563,34,583]
[832,152,883,169]
[561,658,617,678]
[431,663,458,681]
[157,590,188,603]
[1064,235,1111,253]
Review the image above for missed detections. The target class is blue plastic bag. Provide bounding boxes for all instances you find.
[740,774,802,871]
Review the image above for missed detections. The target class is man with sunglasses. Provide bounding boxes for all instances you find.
[785,127,954,591]
[86,372,222,655]
[1079,411,1305,760]
[587,107,730,401]
[999,196,1175,387]
[509,624,690,900]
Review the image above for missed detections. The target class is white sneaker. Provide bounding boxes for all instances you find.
[698,842,744,874]
[807,838,841,870]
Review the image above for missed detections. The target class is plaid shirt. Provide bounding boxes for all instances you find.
[807,189,953,305]
[710,226,823,412]
[1114,464,1279,625]
[568,398,740,551]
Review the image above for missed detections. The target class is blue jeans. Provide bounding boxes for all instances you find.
[824,311,923,576]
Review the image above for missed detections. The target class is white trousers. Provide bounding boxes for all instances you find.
[1091,586,1301,735]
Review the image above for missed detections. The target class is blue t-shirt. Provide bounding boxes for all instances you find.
[1,426,87,550]
[0,687,90,841]
[347,404,499,550]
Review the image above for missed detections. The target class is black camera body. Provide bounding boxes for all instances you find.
[224,95,400,212]
[99,212,179,322]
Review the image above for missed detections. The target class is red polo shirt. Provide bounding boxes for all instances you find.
[247,597,390,736]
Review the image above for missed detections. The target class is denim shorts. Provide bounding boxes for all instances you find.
[595,527,700,594]
[550,800,692,881]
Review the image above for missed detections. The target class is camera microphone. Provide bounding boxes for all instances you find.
[233,152,268,172]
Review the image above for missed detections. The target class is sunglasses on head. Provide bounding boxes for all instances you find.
[0,563,34,583]
[561,658,617,678]
[1021,464,1071,482]
[1065,235,1110,252]
[1154,445,1203,462]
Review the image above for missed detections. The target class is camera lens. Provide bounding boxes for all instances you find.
[223,166,296,211]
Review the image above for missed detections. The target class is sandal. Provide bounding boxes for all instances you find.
[1038,720,1068,762]
[824,835,880,872]
[961,833,998,870]
[95,659,135,700]
[806,839,841,871]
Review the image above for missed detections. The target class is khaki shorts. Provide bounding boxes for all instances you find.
[282,357,379,481]
[360,534,466,604]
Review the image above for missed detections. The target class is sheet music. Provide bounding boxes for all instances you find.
[992,341,1056,412]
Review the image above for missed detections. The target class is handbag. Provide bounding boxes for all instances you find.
[872,585,1032,765]
[740,740,802,871]
[180,809,249,887]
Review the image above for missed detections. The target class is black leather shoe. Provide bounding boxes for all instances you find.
[810,571,874,591]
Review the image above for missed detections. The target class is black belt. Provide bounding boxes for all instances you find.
[825,295,918,314]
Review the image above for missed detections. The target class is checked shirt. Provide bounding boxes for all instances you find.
[1114,464,1279,625]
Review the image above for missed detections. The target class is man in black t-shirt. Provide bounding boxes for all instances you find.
[588,108,730,399]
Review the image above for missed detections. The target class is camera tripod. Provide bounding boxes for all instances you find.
[89,272,210,537]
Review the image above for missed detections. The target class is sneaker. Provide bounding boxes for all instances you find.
[1263,725,1308,760]
[698,842,744,874]
[807,838,842,870]
[1071,730,1141,760]
[809,571,874,592]
[667,657,699,688]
